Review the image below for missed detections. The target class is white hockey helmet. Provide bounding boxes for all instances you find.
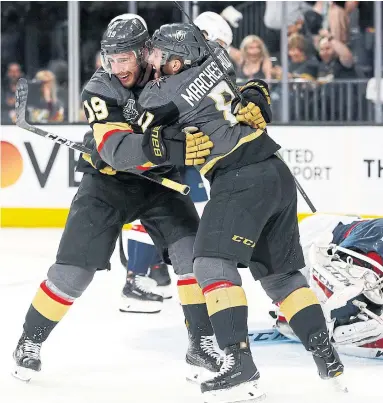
[194,12,233,48]
[110,13,148,29]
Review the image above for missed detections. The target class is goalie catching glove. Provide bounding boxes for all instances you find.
[233,79,272,130]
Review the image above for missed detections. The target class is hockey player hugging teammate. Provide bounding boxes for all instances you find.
[131,23,346,402]
[12,15,224,385]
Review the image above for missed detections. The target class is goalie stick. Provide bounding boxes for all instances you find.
[14,78,190,196]
[248,327,383,359]
[173,2,316,213]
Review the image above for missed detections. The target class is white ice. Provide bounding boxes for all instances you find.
[0,228,382,403]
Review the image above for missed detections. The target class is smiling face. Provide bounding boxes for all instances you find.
[106,51,142,88]
[245,40,262,58]
[289,47,305,64]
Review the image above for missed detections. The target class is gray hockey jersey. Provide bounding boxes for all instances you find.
[138,53,280,177]
[80,68,153,174]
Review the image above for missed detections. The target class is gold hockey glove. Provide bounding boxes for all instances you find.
[184,127,214,166]
[236,102,267,129]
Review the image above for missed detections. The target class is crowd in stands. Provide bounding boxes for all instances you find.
[1,1,380,124]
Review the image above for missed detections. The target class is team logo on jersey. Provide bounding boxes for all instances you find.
[123,99,139,122]
[175,30,186,42]
[149,76,166,88]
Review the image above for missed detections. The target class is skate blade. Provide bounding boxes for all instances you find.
[330,374,348,393]
[156,284,172,300]
[119,297,162,313]
[203,380,266,403]
[12,365,38,382]
[186,364,217,385]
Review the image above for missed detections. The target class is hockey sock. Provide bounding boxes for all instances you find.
[279,287,327,350]
[177,277,213,336]
[23,280,74,343]
[127,239,160,276]
[203,281,248,350]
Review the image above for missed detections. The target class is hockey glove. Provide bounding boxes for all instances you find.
[232,79,272,129]
[184,127,214,166]
[82,132,116,175]
[142,124,189,166]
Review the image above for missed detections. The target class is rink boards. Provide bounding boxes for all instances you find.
[1,124,383,227]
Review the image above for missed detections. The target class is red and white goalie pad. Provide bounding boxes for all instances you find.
[275,232,383,358]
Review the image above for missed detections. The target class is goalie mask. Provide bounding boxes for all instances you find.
[145,23,207,73]
[100,17,149,75]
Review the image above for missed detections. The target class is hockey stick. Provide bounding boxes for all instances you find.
[15,78,190,196]
[173,2,316,212]
[119,231,128,268]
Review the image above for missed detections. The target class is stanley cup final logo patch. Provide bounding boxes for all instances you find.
[123,99,139,122]
[175,30,186,42]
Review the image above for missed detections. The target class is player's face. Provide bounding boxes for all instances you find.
[107,51,141,88]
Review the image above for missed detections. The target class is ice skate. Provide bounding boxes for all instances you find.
[148,262,172,299]
[120,273,163,313]
[186,331,223,384]
[309,330,348,393]
[12,332,42,382]
[201,342,265,403]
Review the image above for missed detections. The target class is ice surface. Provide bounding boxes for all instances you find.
[0,229,382,403]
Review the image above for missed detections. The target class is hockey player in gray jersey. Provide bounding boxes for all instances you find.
[12,16,222,385]
[134,23,346,402]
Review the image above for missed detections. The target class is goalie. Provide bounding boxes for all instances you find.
[274,214,383,359]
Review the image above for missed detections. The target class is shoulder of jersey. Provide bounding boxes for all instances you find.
[139,71,194,110]
[83,68,133,106]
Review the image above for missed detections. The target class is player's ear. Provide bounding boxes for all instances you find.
[173,59,184,74]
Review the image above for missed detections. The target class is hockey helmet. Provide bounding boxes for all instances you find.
[147,23,207,70]
[194,12,233,48]
[101,17,149,73]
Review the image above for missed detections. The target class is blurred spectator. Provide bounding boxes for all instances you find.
[263,1,312,55]
[272,34,318,80]
[48,59,68,120]
[233,35,272,81]
[26,70,64,123]
[328,2,350,44]
[346,1,374,70]
[317,32,356,81]
[1,62,23,124]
